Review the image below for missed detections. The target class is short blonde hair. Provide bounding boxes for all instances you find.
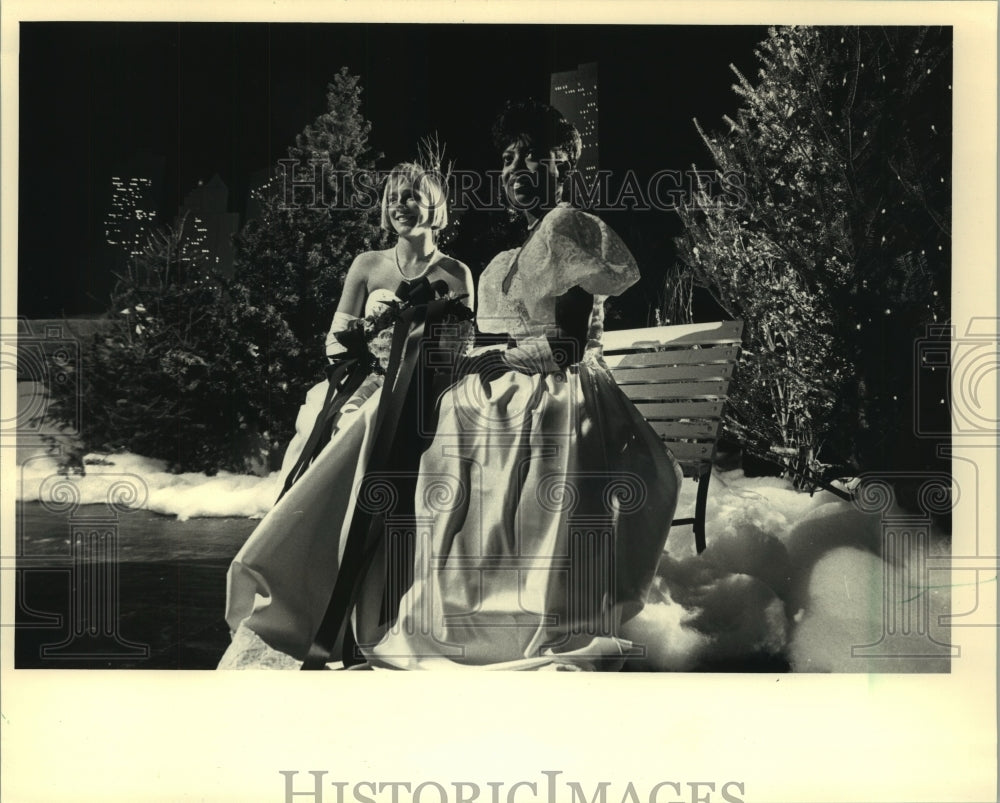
[380,162,449,232]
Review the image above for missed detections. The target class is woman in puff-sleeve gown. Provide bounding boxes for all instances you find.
[362,102,682,670]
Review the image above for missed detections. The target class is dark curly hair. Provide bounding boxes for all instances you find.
[491,99,582,168]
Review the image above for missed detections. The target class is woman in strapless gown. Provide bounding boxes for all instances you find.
[362,102,683,670]
[219,163,473,668]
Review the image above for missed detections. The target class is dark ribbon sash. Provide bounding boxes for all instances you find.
[276,354,375,503]
[301,290,455,669]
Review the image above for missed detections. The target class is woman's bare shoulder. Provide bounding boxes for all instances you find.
[433,253,473,282]
[352,248,393,269]
[345,249,393,281]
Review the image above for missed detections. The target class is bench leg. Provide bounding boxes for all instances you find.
[694,468,711,554]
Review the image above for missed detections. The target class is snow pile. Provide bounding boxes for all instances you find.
[17,450,281,521]
[623,471,952,673]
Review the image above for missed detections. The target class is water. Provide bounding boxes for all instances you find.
[14,502,257,669]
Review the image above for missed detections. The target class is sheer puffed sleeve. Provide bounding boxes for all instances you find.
[477,206,640,343]
[514,205,639,320]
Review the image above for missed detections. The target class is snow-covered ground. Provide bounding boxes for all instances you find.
[16,438,952,673]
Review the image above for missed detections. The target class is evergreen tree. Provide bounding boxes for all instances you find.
[230,67,384,461]
[677,26,950,482]
[46,215,288,474]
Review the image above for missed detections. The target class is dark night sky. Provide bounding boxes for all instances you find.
[17,22,768,317]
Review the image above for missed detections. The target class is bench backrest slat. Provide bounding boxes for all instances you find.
[601,320,744,352]
[649,420,723,440]
[618,380,729,400]
[630,400,725,419]
[602,345,739,369]
[612,362,735,384]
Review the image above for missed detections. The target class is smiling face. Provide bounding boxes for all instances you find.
[501,136,571,217]
[384,180,426,235]
[380,164,449,235]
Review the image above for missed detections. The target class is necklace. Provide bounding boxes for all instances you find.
[394,245,438,282]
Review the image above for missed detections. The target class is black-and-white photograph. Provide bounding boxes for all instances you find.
[11,18,956,672]
[2,2,996,801]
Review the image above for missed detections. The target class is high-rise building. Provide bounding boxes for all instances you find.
[104,152,165,286]
[179,174,240,277]
[550,62,600,191]
[105,175,159,259]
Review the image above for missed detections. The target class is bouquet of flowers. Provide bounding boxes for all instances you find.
[331,277,473,374]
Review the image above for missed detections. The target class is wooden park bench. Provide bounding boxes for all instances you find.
[601,320,744,554]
